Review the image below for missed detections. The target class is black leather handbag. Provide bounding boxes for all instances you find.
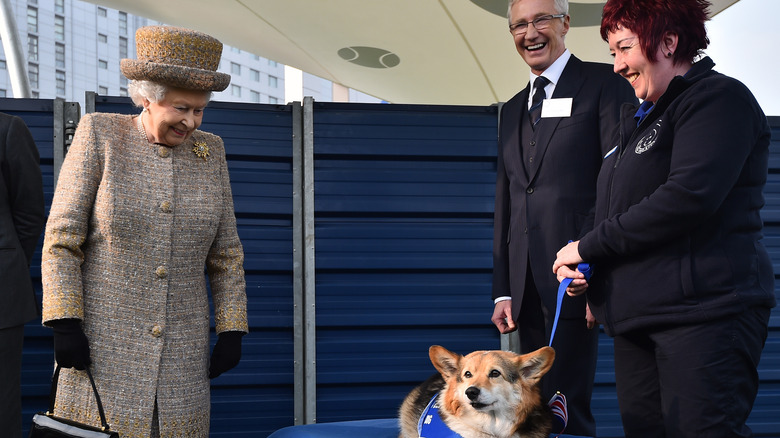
[29,365,119,438]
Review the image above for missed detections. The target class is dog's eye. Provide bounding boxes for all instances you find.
[489,370,501,378]
[464,371,472,378]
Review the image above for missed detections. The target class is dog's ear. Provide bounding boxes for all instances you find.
[517,346,555,384]
[429,345,461,379]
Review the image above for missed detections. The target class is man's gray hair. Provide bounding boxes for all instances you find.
[507,0,569,21]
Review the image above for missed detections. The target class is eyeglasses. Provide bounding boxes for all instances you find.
[509,14,566,35]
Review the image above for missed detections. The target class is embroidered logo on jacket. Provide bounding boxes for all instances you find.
[635,119,662,154]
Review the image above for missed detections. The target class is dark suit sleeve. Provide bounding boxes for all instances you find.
[3,116,45,264]
[492,104,511,300]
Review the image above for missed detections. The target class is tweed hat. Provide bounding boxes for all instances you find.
[121,26,230,91]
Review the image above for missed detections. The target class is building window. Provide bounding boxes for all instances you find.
[120,76,127,87]
[27,7,38,33]
[250,69,259,81]
[56,70,66,95]
[98,33,107,43]
[99,86,108,95]
[28,63,38,89]
[250,90,260,102]
[55,16,65,41]
[269,60,278,67]
[0,60,6,69]
[27,35,38,62]
[55,0,64,14]
[231,85,241,97]
[119,87,127,97]
[231,47,240,54]
[268,75,278,88]
[0,89,5,97]
[99,59,108,69]
[231,62,240,75]
[55,43,65,68]
[97,7,107,17]
[118,12,127,35]
[268,96,279,104]
[119,36,128,59]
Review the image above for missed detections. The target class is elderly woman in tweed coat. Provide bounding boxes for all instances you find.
[41,26,247,437]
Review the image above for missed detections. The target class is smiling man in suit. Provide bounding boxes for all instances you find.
[490,0,636,435]
[0,112,45,438]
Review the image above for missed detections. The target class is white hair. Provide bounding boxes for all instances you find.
[127,80,168,107]
[127,80,212,108]
[507,0,569,21]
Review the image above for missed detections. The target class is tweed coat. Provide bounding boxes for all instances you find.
[41,112,248,437]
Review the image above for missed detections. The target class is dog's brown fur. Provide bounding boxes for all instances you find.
[399,346,555,438]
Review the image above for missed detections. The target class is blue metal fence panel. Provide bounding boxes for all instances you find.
[8,96,780,437]
[310,105,780,437]
[311,102,502,423]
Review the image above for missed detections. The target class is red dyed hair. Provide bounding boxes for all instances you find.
[600,0,710,64]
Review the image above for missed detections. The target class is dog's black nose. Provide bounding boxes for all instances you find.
[465,387,480,401]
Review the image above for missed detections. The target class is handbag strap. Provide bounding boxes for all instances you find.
[48,365,112,432]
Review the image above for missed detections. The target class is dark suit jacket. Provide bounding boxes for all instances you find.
[0,112,45,329]
[492,55,637,321]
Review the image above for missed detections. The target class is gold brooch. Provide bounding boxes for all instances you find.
[192,141,210,161]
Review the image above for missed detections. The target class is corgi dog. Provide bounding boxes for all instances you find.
[398,346,555,438]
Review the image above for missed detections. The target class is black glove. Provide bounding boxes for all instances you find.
[209,331,244,379]
[50,319,91,370]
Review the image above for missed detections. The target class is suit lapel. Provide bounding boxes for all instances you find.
[527,56,586,184]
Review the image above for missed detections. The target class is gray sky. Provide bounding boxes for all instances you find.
[706,0,779,115]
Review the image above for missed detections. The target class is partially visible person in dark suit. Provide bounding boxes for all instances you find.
[553,0,776,435]
[0,112,45,438]
[491,0,636,435]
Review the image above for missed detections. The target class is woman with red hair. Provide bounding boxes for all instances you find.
[552,0,775,435]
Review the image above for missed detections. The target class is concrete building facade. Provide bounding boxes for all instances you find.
[0,0,378,109]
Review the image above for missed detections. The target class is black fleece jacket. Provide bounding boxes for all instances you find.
[579,57,776,336]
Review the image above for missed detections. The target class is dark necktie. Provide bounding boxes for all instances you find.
[529,76,550,128]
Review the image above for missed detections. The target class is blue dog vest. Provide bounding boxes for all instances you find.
[417,394,463,438]
[417,392,568,438]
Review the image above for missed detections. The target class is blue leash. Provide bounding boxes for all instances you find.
[549,262,591,346]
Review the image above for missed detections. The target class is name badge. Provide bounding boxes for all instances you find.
[541,98,572,118]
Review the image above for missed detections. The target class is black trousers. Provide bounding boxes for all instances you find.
[613,306,771,437]
[517,267,599,437]
[0,325,25,438]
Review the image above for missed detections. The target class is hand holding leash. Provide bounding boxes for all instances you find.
[550,240,593,346]
[552,240,588,296]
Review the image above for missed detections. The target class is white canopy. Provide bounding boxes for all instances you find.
[85,0,739,105]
